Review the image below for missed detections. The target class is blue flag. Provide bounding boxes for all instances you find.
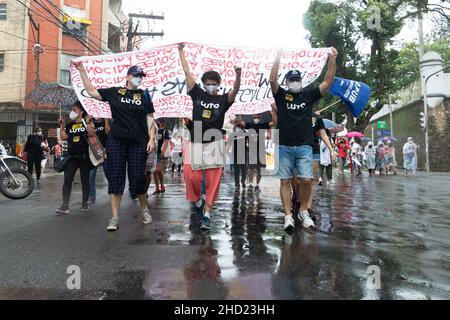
[329,77,371,117]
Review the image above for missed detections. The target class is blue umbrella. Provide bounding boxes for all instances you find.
[323,119,337,129]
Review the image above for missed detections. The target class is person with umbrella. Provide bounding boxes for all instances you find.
[336,138,349,175]
[351,136,363,176]
[72,62,156,231]
[270,46,338,231]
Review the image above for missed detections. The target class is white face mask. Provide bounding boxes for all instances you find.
[205,84,218,95]
[69,111,79,121]
[253,118,260,124]
[288,81,303,93]
[130,77,142,88]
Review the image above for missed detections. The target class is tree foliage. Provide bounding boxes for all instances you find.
[303,0,450,132]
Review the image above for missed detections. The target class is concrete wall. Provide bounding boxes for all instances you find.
[366,98,450,172]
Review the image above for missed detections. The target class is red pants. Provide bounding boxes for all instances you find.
[184,164,223,207]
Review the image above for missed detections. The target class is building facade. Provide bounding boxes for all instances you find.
[0,0,127,152]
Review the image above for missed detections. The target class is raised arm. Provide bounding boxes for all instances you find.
[178,43,196,91]
[269,49,282,96]
[228,66,242,103]
[58,118,68,141]
[319,48,338,96]
[72,61,102,101]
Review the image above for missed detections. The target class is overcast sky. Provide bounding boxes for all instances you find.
[122,0,311,49]
[122,0,436,51]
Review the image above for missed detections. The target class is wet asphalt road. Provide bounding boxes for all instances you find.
[0,169,449,300]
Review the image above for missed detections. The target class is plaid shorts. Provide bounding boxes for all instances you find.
[105,136,147,196]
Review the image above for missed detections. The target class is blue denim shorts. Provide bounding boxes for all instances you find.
[274,145,313,179]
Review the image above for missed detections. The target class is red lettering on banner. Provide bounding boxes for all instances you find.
[207,47,226,58]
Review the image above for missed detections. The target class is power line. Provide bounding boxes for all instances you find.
[14,0,101,55]
[45,0,113,54]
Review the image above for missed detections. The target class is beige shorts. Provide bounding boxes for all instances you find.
[189,140,226,171]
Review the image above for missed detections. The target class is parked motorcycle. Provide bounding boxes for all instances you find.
[0,144,34,200]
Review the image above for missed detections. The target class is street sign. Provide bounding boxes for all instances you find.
[377,120,387,129]
[377,130,391,136]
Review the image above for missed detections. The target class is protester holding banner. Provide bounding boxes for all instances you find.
[178,43,242,231]
[270,47,337,231]
[73,62,155,231]
[56,101,95,214]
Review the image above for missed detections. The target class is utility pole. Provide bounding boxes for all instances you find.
[126,13,164,51]
[389,94,393,138]
[29,14,43,128]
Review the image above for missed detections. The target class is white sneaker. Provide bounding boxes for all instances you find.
[283,215,295,231]
[142,209,152,224]
[107,217,119,231]
[298,210,315,228]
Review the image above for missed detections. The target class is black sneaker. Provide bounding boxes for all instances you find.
[254,186,261,193]
[56,206,70,215]
[200,216,211,230]
[81,203,89,212]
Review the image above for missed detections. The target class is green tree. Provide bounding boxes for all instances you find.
[303,0,361,124]
[303,0,449,132]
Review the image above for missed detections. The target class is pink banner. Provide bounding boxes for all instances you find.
[71,43,331,119]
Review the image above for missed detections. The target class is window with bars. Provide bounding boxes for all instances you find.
[60,70,71,86]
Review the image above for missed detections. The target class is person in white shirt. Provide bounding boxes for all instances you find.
[351,137,363,176]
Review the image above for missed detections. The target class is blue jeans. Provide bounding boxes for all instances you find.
[89,164,107,199]
[274,145,313,179]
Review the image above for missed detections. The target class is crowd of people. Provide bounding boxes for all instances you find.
[335,136,418,178]
[1,42,420,235]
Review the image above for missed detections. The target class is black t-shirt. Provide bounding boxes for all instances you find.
[65,121,89,156]
[93,120,108,146]
[25,134,44,154]
[97,87,155,145]
[189,84,233,143]
[312,114,325,154]
[274,87,322,146]
[157,128,170,155]
[245,121,270,163]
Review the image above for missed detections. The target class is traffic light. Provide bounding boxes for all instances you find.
[419,112,426,130]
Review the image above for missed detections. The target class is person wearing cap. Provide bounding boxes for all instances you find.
[73,62,156,231]
[403,137,417,177]
[270,47,337,231]
[178,43,242,231]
